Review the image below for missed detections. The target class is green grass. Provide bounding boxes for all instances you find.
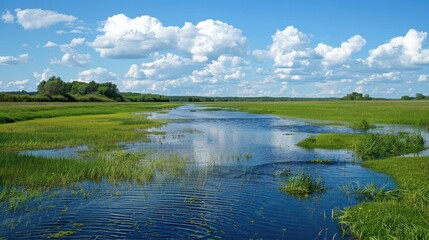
[339,156,429,239]
[0,102,187,205]
[340,181,400,202]
[297,132,425,160]
[356,132,425,160]
[203,101,429,127]
[349,119,376,130]
[0,112,166,152]
[297,133,361,149]
[0,151,188,210]
[279,170,325,198]
[0,102,180,124]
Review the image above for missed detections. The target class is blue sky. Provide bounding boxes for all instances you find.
[1,0,428,97]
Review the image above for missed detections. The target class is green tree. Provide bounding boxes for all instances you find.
[416,93,426,100]
[40,76,66,95]
[84,81,98,94]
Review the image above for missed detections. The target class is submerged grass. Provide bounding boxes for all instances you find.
[307,159,333,164]
[339,156,429,240]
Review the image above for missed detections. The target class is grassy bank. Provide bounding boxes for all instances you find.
[204,101,429,127]
[339,156,429,239]
[0,103,181,152]
[0,102,184,205]
[0,102,180,124]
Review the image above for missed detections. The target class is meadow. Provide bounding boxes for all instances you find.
[205,100,429,127]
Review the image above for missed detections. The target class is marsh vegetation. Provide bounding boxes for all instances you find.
[0,102,428,239]
[279,170,326,198]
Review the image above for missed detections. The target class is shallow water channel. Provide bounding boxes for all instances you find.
[5,105,428,239]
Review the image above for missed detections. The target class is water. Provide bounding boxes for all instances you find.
[6,105,425,239]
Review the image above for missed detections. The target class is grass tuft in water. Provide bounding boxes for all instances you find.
[339,181,400,202]
[356,132,425,160]
[0,151,189,209]
[280,170,325,198]
[349,119,376,130]
[297,133,361,149]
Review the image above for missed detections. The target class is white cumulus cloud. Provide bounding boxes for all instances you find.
[125,64,146,80]
[191,55,248,83]
[417,74,428,82]
[50,52,90,67]
[315,35,366,67]
[0,53,30,65]
[367,29,429,69]
[33,68,54,82]
[2,10,15,23]
[47,38,90,67]
[177,19,247,62]
[91,14,178,58]
[14,8,77,30]
[74,67,118,83]
[5,79,29,89]
[90,14,246,61]
[125,53,195,81]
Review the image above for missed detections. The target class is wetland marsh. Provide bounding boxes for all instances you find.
[0,102,428,239]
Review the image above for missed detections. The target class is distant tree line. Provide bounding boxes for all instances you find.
[0,76,124,102]
[1,77,427,102]
[37,76,123,101]
[400,93,429,100]
[341,92,372,100]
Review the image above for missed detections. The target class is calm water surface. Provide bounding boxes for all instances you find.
[5,105,425,239]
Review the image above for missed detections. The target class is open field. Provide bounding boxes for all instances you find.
[204,101,429,127]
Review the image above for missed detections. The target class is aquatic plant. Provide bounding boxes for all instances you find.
[307,159,333,164]
[297,133,361,149]
[349,119,376,130]
[274,168,292,177]
[45,230,76,238]
[280,170,325,197]
[339,181,400,202]
[356,132,425,160]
